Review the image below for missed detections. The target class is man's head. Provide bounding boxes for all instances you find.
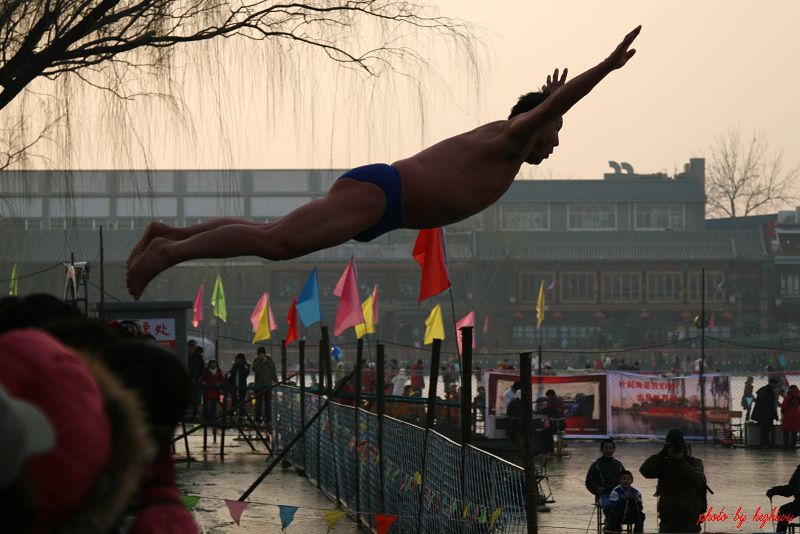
[509,91,562,165]
[619,470,633,490]
[600,438,616,457]
[512,381,522,392]
[545,389,556,398]
[257,346,267,356]
[187,340,197,355]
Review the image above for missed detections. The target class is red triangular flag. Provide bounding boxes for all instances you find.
[286,296,299,345]
[224,499,249,525]
[708,313,715,330]
[413,228,451,304]
[375,514,398,534]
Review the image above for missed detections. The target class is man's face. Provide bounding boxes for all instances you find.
[526,118,563,164]
[601,443,615,458]
[619,474,633,490]
[187,342,196,355]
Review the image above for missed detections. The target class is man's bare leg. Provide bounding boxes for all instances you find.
[126,218,266,269]
[126,179,386,300]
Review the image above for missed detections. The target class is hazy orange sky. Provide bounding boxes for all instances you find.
[60,1,799,191]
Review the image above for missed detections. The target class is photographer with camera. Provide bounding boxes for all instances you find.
[639,428,706,533]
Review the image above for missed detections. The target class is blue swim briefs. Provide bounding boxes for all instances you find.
[337,163,404,242]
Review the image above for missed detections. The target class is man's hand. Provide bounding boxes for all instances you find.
[666,445,684,461]
[606,25,641,70]
[596,487,605,496]
[542,68,568,95]
[767,490,774,498]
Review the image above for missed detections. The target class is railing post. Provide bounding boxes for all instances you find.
[376,343,386,512]
[418,338,442,534]
[520,351,539,534]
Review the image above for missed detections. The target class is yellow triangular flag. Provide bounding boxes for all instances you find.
[414,471,422,485]
[423,304,444,345]
[536,280,545,328]
[489,508,502,530]
[462,505,470,520]
[252,295,272,343]
[354,295,374,339]
[324,510,347,533]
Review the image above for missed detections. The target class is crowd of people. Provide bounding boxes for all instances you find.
[0,293,199,534]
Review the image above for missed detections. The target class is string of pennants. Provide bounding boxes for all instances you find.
[179,494,503,532]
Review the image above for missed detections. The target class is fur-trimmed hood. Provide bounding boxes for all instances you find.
[0,328,150,534]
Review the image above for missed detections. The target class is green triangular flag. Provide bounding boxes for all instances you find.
[180,495,200,511]
[9,263,17,296]
[211,274,227,322]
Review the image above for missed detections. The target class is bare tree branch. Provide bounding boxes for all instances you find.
[706,125,799,218]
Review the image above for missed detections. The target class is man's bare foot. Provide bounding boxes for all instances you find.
[126,237,172,300]
[126,221,174,271]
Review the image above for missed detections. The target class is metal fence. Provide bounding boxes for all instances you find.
[273,385,529,533]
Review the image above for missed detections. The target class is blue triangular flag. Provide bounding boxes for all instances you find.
[279,505,299,531]
[296,266,323,327]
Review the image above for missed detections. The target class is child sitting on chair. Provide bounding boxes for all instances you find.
[604,470,645,534]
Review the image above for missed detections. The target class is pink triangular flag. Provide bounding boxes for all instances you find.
[333,257,364,336]
[456,311,476,355]
[375,514,398,534]
[224,499,249,525]
[192,284,204,328]
[250,293,277,332]
[371,283,380,325]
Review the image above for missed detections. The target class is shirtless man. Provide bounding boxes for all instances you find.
[127,26,641,300]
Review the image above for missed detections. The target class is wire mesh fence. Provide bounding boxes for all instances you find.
[273,385,531,534]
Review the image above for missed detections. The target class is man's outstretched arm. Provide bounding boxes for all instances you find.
[507,25,641,145]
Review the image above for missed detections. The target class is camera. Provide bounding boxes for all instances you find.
[670,443,684,454]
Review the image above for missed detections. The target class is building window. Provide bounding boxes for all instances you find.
[560,272,596,303]
[447,214,483,232]
[501,203,549,230]
[781,274,800,296]
[647,272,683,303]
[688,271,725,303]
[568,202,616,230]
[601,272,641,303]
[519,272,555,303]
[635,202,685,230]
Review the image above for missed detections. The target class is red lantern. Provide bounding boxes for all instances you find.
[552,311,564,320]
[512,312,524,320]
[680,312,692,320]
[788,313,795,319]
[594,311,606,320]
[721,311,733,320]
[639,311,651,320]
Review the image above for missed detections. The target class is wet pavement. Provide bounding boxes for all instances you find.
[175,430,799,533]
[175,433,361,533]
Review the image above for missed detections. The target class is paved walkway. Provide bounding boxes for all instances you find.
[175,431,363,533]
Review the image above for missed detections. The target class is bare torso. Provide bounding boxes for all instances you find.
[392,120,529,229]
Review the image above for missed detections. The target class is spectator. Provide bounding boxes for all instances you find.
[361,361,376,394]
[586,438,625,499]
[781,384,800,450]
[741,376,755,420]
[586,438,625,527]
[200,359,225,422]
[639,427,705,533]
[0,327,149,533]
[604,470,645,534]
[593,357,605,370]
[392,366,409,396]
[98,340,199,534]
[228,353,251,417]
[504,381,521,414]
[767,465,800,533]
[536,389,566,453]
[410,360,425,396]
[251,346,278,425]
[752,377,781,448]
[187,341,204,420]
